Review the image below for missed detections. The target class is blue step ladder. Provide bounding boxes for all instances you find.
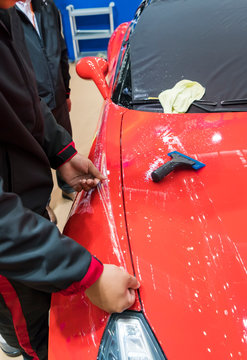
[66,2,115,60]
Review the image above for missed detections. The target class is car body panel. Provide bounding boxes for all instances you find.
[49,101,141,360]
[49,104,247,359]
[121,109,247,359]
[49,2,247,358]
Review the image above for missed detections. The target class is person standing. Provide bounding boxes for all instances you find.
[15,0,76,200]
[0,2,140,359]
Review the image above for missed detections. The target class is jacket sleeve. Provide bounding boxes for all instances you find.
[39,99,77,168]
[56,6,71,97]
[0,177,103,294]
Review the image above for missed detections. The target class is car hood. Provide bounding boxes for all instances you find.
[121,110,247,359]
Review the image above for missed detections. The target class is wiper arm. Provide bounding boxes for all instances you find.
[130,99,217,106]
[191,100,216,112]
[221,98,247,105]
[193,100,217,106]
[130,99,216,113]
[130,99,160,105]
[131,98,247,107]
[129,97,247,112]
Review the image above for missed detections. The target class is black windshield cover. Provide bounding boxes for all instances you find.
[129,0,247,112]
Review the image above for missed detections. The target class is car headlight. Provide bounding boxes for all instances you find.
[98,311,167,360]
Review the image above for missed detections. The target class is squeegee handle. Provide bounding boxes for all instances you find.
[151,161,178,182]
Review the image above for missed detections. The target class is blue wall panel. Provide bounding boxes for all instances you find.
[55,0,141,60]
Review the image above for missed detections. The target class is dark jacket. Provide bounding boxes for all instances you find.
[16,0,70,110]
[0,177,103,359]
[0,8,103,358]
[0,5,102,308]
[0,6,74,214]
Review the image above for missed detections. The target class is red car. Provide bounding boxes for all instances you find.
[49,0,247,359]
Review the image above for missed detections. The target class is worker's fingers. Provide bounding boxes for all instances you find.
[88,161,107,181]
[79,178,100,192]
[127,275,140,290]
[128,288,136,296]
[92,178,101,186]
[116,288,137,313]
[72,182,83,192]
[84,178,94,186]
[115,275,140,313]
[126,288,136,308]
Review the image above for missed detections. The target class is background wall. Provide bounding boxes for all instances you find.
[54,0,141,60]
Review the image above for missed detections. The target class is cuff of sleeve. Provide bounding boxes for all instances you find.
[66,92,70,99]
[60,256,103,296]
[50,141,77,169]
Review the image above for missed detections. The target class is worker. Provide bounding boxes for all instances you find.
[15,0,76,201]
[0,2,140,359]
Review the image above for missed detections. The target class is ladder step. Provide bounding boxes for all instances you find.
[76,29,111,34]
[77,50,107,58]
[69,7,112,16]
[74,31,112,40]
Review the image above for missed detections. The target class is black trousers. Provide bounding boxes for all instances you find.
[0,280,50,360]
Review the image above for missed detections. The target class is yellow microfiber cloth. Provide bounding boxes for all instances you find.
[158,79,205,114]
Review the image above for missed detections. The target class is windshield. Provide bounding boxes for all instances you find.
[113,0,247,113]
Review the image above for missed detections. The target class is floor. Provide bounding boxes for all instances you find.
[0,62,103,359]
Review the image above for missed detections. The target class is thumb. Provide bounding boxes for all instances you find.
[127,275,140,290]
[126,288,136,308]
[88,162,107,181]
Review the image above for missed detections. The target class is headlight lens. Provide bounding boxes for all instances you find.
[98,311,167,360]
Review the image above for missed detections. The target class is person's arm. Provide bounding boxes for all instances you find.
[0,177,102,294]
[39,98,75,167]
[39,99,106,190]
[0,178,140,312]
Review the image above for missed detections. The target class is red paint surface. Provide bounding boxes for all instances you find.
[50,106,247,360]
[121,110,247,359]
[49,23,247,360]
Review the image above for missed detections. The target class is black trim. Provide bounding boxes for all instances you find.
[49,145,76,168]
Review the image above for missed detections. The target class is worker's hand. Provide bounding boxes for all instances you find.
[85,264,140,314]
[66,98,72,112]
[58,153,106,192]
